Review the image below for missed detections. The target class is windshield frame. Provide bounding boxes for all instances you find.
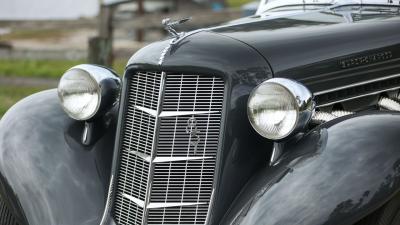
[256,0,400,15]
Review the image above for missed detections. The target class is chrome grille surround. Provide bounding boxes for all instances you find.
[112,72,225,225]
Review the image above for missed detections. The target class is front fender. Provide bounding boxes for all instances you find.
[222,112,400,225]
[0,90,117,225]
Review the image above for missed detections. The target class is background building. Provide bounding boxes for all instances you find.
[0,0,99,20]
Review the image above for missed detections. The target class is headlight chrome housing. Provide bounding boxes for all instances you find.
[247,78,314,140]
[58,64,121,121]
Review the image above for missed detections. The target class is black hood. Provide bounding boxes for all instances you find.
[127,6,400,93]
[209,7,400,92]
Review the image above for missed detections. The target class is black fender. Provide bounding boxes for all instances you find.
[222,112,400,225]
[0,89,117,225]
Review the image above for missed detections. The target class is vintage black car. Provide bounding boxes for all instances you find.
[1,1,400,225]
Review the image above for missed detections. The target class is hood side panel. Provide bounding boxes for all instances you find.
[212,12,400,92]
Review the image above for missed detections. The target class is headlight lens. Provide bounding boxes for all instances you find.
[58,68,100,120]
[248,78,314,140]
[58,64,120,121]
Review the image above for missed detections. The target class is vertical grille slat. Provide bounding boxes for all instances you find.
[0,195,19,225]
[113,72,225,225]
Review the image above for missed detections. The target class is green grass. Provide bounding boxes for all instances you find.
[0,59,127,79]
[0,59,85,78]
[0,86,47,117]
[0,29,67,41]
[0,58,128,118]
[227,0,253,7]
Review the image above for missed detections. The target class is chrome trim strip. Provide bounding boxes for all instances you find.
[147,202,207,209]
[142,72,167,224]
[153,156,214,163]
[135,105,219,118]
[270,144,283,166]
[314,73,400,96]
[205,189,215,224]
[129,152,214,163]
[122,194,145,208]
[378,97,400,111]
[129,150,152,162]
[159,110,220,117]
[99,175,114,225]
[134,105,158,117]
[99,73,131,225]
[158,44,172,66]
[123,194,207,210]
[317,86,400,107]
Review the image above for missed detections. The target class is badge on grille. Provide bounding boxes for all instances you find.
[186,116,201,154]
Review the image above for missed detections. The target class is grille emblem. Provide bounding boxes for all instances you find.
[186,116,201,154]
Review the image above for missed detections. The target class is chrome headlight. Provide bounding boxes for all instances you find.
[58,64,121,121]
[247,78,314,140]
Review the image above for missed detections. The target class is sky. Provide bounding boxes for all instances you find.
[0,0,99,20]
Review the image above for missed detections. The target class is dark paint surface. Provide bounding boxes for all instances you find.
[0,90,116,225]
[222,113,400,225]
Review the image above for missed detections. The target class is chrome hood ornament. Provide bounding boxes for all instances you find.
[159,17,195,65]
[162,17,192,40]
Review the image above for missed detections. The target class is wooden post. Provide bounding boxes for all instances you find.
[172,0,179,12]
[135,0,145,42]
[88,4,115,67]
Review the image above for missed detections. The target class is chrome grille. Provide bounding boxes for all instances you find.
[0,195,19,225]
[113,72,162,225]
[113,72,225,225]
[163,75,224,111]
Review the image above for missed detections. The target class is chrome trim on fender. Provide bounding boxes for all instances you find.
[314,73,400,107]
[316,86,400,107]
[378,97,400,111]
[99,175,114,225]
[314,73,400,96]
